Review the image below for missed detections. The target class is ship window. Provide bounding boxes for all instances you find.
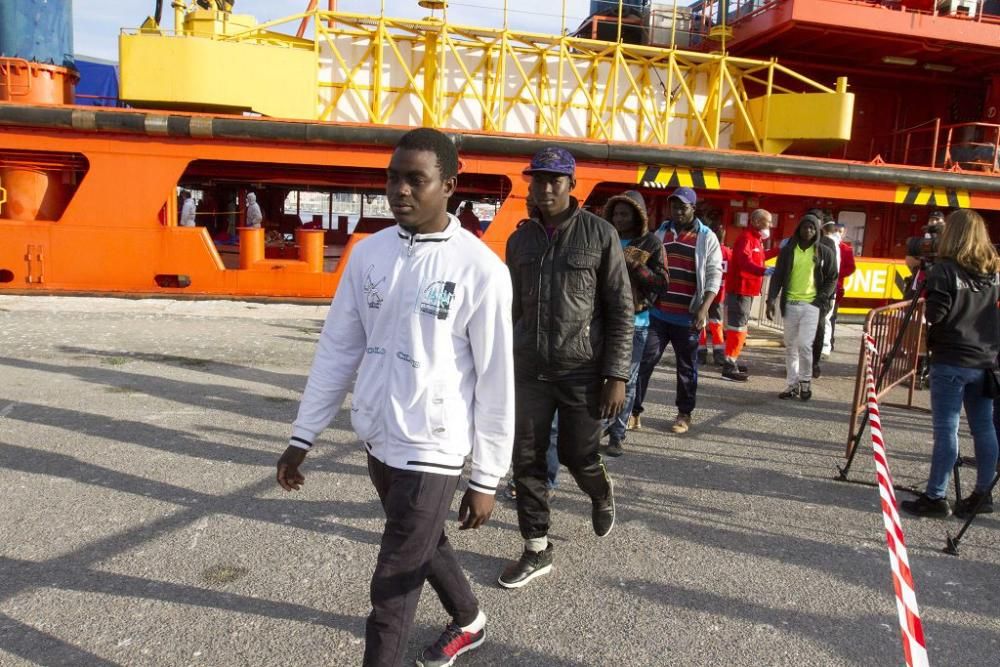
[179,159,511,240]
[838,210,866,257]
[0,150,88,222]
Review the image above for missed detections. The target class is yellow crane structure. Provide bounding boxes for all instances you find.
[120,1,853,155]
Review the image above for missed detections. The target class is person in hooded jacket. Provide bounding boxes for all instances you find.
[245,192,263,228]
[766,214,838,401]
[900,209,1000,519]
[603,190,669,457]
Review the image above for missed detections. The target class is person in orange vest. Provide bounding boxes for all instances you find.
[722,209,773,382]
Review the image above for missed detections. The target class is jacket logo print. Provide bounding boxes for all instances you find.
[396,351,421,369]
[363,265,386,310]
[366,346,386,355]
[418,281,457,320]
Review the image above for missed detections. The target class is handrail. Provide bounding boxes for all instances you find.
[690,0,1000,27]
[871,119,1000,173]
[0,58,33,98]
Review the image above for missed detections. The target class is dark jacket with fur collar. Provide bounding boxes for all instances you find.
[506,198,634,382]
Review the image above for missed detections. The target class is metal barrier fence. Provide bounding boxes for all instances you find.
[844,298,925,458]
[749,275,783,333]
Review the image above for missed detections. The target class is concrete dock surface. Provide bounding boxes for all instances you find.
[0,295,997,666]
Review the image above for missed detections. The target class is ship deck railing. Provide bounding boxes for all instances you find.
[690,0,1000,29]
[870,119,1000,173]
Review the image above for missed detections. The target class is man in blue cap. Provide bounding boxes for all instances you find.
[498,146,634,589]
[632,186,723,435]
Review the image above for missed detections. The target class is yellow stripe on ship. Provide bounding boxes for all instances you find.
[636,165,721,190]
[894,185,970,208]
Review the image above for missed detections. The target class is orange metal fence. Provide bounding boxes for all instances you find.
[845,298,925,459]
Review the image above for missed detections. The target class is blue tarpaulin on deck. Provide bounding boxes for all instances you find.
[74,56,120,107]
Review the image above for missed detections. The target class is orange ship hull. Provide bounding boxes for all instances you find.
[2,103,999,301]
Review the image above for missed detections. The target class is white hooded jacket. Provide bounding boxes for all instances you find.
[289,215,515,494]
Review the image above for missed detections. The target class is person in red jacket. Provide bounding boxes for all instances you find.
[722,208,773,382]
[699,219,731,366]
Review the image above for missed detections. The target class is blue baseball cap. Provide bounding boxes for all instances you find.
[668,187,697,206]
[523,147,576,177]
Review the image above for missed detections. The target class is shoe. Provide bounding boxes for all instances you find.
[627,414,642,431]
[498,545,554,589]
[954,491,994,518]
[697,349,708,365]
[416,611,486,667]
[721,363,748,383]
[503,480,517,501]
[778,384,799,400]
[592,483,615,537]
[900,493,951,519]
[737,362,748,373]
[670,413,691,434]
[799,381,812,401]
[605,438,623,457]
[812,364,822,379]
[713,349,726,366]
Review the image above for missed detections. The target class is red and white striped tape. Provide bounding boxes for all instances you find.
[863,333,929,667]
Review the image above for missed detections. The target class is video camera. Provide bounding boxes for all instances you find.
[906,234,939,269]
[906,211,946,271]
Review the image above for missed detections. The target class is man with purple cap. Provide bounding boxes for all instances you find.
[498,146,634,589]
[632,186,723,435]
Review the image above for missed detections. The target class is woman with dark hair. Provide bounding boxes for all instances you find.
[901,209,1000,519]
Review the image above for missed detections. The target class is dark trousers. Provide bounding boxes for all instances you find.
[364,455,478,667]
[812,299,834,366]
[634,317,700,416]
[512,376,612,540]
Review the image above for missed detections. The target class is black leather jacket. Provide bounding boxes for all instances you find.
[506,200,634,382]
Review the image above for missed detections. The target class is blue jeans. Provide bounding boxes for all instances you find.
[926,363,1000,498]
[608,325,649,443]
[634,317,700,416]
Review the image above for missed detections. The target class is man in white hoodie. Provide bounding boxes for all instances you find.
[276,128,514,667]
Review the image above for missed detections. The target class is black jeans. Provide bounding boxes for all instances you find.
[512,376,612,540]
[364,455,478,667]
[812,299,834,366]
[635,317,700,416]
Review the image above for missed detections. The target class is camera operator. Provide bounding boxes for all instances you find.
[904,210,945,296]
[900,209,1000,519]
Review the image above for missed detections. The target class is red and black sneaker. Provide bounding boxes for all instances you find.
[416,611,486,667]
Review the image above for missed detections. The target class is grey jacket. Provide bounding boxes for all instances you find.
[506,199,634,382]
[652,218,723,314]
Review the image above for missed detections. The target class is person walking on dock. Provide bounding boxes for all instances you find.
[276,128,515,667]
[499,146,632,589]
[603,189,669,457]
[632,187,723,434]
[722,208,772,382]
[766,213,837,401]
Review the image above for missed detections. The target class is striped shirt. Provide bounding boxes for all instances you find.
[652,229,698,325]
